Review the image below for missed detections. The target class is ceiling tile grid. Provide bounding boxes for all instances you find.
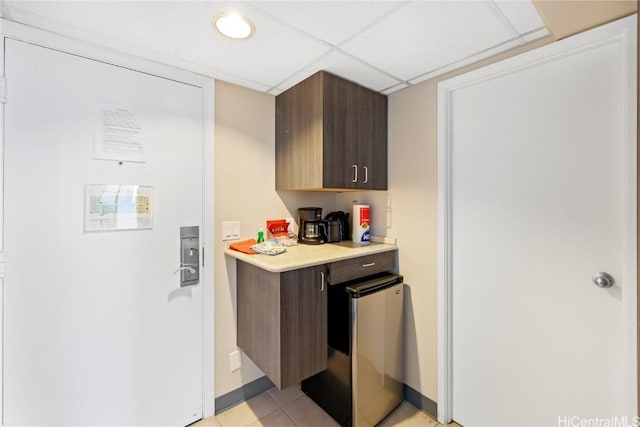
[408,37,523,85]
[1,0,549,95]
[249,1,405,47]
[270,50,403,94]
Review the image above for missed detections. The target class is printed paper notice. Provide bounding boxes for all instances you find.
[94,104,145,163]
[85,185,153,232]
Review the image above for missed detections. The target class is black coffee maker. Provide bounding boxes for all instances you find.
[297,207,325,245]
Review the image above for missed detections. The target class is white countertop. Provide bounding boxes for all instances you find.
[224,241,397,272]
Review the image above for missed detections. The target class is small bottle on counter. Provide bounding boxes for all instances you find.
[257,229,265,243]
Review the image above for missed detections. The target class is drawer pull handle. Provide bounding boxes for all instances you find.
[362,262,376,267]
[320,271,325,292]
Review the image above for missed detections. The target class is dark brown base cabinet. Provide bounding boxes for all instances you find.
[237,261,328,389]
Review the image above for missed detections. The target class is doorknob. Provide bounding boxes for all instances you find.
[178,226,199,287]
[174,265,196,275]
[592,272,615,288]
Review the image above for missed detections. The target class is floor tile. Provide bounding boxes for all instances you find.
[216,393,280,427]
[191,416,222,427]
[377,401,439,427]
[248,409,296,427]
[211,389,452,427]
[281,395,340,427]
[266,384,304,408]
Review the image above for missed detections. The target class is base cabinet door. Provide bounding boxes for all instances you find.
[237,261,327,389]
[280,265,328,387]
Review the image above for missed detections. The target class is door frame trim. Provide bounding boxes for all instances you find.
[437,15,638,424]
[0,18,216,421]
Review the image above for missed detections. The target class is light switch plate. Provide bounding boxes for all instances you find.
[222,221,240,241]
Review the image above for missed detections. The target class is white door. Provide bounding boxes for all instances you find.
[438,16,637,426]
[3,39,205,425]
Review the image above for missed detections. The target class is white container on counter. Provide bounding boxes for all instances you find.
[352,202,370,244]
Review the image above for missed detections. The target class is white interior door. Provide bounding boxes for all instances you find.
[3,39,204,425]
[438,16,637,426]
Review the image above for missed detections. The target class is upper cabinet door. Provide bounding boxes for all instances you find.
[275,73,324,190]
[276,71,388,191]
[366,91,388,190]
[322,72,354,189]
[345,82,387,191]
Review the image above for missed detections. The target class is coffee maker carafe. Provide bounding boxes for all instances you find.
[297,207,325,245]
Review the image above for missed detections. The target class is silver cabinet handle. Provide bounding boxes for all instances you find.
[363,166,368,184]
[352,165,358,183]
[320,271,325,292]
[592,272,614,288]
[362,262,376,267]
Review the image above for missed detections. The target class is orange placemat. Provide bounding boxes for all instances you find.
[229,238,258,254]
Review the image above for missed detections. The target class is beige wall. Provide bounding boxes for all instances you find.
[386,81,439,400]
[533,0,637,40]
[386,2,635,403]
[214,81,336,397]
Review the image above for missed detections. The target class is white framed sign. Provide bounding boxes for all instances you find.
[85,184,153,232]
[94,104,146,163]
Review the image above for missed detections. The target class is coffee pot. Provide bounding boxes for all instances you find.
[324,211,350,241]
[324,220,342,243]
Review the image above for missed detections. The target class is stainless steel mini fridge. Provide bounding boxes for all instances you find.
[302,273,404,427]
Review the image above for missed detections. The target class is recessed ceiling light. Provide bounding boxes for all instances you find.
[213,13,255,40]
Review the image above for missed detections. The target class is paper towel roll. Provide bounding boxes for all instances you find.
[352,203,370,244]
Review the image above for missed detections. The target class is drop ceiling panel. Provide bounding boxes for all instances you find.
[5,0,203,56]
[177,2,330,88]
[166,57,274,93]
[494,0,546,35]
[248,1,403,46]
[408,38,523,86]
[1,0,551,95]
[340,1,518,81]
[274,50,402,94]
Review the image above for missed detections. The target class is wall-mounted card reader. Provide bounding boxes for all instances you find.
[174,226,199,287]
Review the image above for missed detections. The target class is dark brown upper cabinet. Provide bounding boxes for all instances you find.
[276,71,388,191]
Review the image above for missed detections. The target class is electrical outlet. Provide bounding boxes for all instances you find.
[229,350,242,372]
[222,221,240,241]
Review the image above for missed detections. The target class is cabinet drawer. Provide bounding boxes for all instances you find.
[329,251,395,284]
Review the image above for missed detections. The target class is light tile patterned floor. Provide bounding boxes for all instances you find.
[194,385,461,427]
